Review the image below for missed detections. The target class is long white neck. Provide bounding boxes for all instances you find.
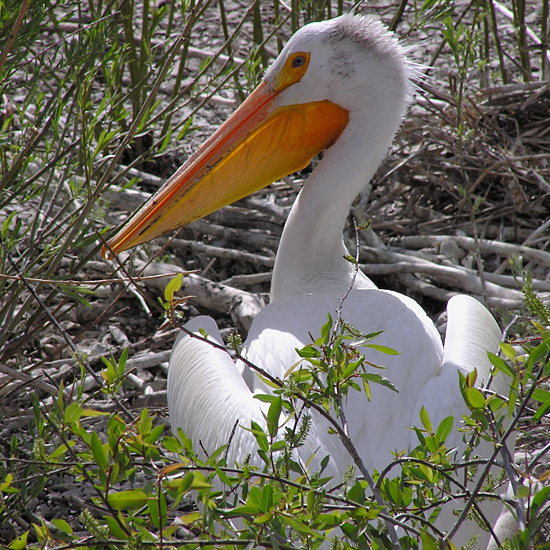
[271,103,406,302]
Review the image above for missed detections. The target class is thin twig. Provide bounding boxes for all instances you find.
[0,0,29,74]
[0,272,189,286]
[0,236,134,422]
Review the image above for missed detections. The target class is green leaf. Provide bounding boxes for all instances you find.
[7,531,28,549]
[267,396,283,438]
[281,514,319,537]
[284,359,304,377]
[534,400,550,421]
[343,254,358,265]
[117,347,128,378]
[464,387,486,409]
[321,313,333,344]
[176,472,195,494]
[531,388,550,402]
[101,358,117,385]
[51,518,73,535]
[290,368,314,384]
[90,431,108,470]
[213,465,233,486]
[362,378,371,400]
[297,345,320,359]
[488,352,515,377]
[48,440,76,461]
[254,393,277,403]
[108,489,149,510]
[499,342,517,359]
[526,340,550,371]
[361,373,398,393]
[366,343,400,355]
[33,519,49,542]
[318,512,342,529]
[342,359,361,379]
[425,435,438,454]
[347,480,366,504]
[178,511,202,524]
[104,516,129,540]
[162,436,183,453]
[254,511,274,524]
[435,416,454,444]
[420,530,439,550]
[164,272,183,302]
[225,504,260,517]
[138,408,153,434]
[419,406,432,432]
[57,284,92,306]
[413,426,426,446]
[465,369,478,387]
[531,486,550,512]
[260,484,273,513]
[64,402,83,424]
[249,421,269,453]
[148,491,167,529]
[81,408,109,418]
[271,440,287,452]
[189,475,212,490]
[206,445,227,463]
[255,372,283,389]
[0,473,13,491]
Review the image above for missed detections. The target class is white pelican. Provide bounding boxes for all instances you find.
[104,15,513,547]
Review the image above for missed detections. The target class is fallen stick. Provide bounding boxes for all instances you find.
[133,258,265,333]
[397,273,526,310]
[186,219,279,251]
[361,261,550,292]
[222,272,272,287]
[167,238,275,267]
[360,246,539,303]
[398,235,550,268]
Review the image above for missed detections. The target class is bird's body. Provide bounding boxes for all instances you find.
[171,289,444,474]
[105,14,513,548]
[170,291,505,548]
[244,290,443,469]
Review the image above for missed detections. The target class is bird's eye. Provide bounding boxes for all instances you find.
[292,55,306,68]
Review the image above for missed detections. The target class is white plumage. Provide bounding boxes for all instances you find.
[106,14,514,548]
[170,292,506,547]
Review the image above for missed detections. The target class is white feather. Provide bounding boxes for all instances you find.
[168,316,266,465]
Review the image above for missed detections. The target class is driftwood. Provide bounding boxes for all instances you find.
[186,219,279,251]
[222,272,273,288]
[130,257,265,333]
[398,235,550,269]
[0,362,59,397]
[362,260,550,293]
[100,200,549,313]
[396,273,526,310]
[360,244,549,308]
[125,350,171,371]
[167,238,275,267]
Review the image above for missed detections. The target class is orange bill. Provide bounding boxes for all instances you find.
[102,81,349,258]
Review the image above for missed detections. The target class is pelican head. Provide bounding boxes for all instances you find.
[267,16,413,114]
[103,14,415,258]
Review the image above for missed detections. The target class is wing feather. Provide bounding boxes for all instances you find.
[168,316,267,465]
